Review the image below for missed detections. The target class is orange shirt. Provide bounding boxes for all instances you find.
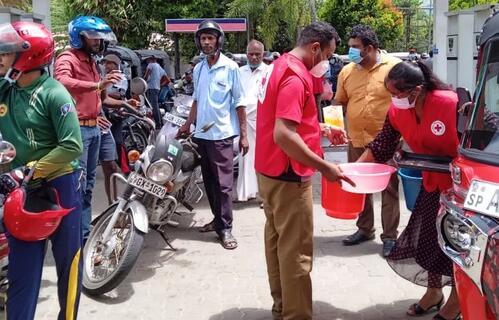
[335,53,400,147]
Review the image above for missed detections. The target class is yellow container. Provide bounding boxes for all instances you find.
[323,105,344,129]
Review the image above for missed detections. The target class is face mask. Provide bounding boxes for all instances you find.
[310,60,330,78]
[391,96,415,109]
[348,47,363,64]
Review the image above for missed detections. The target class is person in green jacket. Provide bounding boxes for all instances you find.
[0,21,83,320]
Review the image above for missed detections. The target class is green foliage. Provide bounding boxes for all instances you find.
[392,0,432,53]
[226,0,312,51]
[449,0,495,11]
[0,0,31,11]
[319,0,404,53]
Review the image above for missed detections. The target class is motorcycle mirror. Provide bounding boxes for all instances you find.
[0,140,16,165]
[130,77,148,96]
[456,87,472,134]
[200,122,215,133]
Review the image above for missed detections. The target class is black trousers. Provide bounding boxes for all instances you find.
[195,137,235,232]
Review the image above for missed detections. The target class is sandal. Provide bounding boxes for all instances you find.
[198,221,216,233]
[407,296,444,316]
[219,230,238,250]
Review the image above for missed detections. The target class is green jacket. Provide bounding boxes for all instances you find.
[0,73,82,181]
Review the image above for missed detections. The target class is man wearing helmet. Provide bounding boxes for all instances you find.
[55,16,137,242]
[0,22,83,319]
[178,20,247,250]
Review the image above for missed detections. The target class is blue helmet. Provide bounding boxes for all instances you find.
[68,16,116,49]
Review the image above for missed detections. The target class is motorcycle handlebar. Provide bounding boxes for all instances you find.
[121,103,156,130]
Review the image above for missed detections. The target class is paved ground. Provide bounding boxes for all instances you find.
[4,150,449,319]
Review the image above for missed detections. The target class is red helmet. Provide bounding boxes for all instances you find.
[4,187,72,241]
[0,22,54,82]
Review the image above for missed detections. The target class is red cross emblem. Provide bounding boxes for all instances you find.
[431,120,445,136]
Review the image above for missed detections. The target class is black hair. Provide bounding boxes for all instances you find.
[349,25,379,49]
[386,60,450,92]
[297,21,340,50]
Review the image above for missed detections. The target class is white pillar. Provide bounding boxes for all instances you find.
[457,12,475,91]
[433,0,448,82]
[32,0,51,29]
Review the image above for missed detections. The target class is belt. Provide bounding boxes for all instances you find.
[79,119,97,127]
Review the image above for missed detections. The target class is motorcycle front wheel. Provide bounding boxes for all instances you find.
[82,205,145,296]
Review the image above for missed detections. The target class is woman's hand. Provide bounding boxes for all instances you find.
[320,123,348,146]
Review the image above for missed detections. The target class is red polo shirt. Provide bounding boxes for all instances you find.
[255,53,322,177]
[54,49,101,120]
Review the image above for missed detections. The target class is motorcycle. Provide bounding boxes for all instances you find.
[162,93,240,177]
[0,135,15,309]
[82,120,214,296]
[396,11,499,320]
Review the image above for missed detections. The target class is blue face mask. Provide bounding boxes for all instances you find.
[348,47,364,64]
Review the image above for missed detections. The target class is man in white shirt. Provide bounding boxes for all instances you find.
[236,40,267,202]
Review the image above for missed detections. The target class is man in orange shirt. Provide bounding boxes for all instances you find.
[334,25,401,257]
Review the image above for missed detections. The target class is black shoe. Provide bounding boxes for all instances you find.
[382,239,396,257]
[342,230,375,246]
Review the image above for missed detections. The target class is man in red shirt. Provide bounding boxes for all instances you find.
[55,16,134,241]
[255,22,353,320]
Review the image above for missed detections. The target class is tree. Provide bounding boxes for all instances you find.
[449,0,493,11]
[226,0,312,51]
[0,0,30,11]
[318,0,404,53]
[392,0,433,53]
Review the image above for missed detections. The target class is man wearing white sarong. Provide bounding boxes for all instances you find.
[237,40,267,201]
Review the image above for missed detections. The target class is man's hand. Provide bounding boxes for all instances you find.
[320,124,348,146]
[126,98,141,108]
[97,116,112,132]
[98,71,123,90]
[177,123,191,138]
[239,135,249,156]
[320,162,355,187]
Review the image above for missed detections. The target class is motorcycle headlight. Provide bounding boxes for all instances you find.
[442,213,475,252]
[146,159,173,184]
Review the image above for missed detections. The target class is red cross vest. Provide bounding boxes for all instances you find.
[389,90,459,192]
[255,53,322,177]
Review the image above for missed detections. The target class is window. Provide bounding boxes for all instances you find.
[462,39,499,159]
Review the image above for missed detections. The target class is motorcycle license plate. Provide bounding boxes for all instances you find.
[464,180,499,218]
[128,172,167,199]
[163,113,186,127]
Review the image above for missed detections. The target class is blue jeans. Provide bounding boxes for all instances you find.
[146,89,162,127]
[7,171,83,320]
[79,126,101,240]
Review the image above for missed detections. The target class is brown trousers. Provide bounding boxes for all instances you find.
[257,174,313,320]
[348,145,400,240]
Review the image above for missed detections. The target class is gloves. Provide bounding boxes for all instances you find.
[0,172,20,195]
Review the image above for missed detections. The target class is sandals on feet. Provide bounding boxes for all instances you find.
[407,296,444,316]
[219,230,238,250]
[198,221,216,233]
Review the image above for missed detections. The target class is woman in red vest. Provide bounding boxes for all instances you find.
[357,61,461,320]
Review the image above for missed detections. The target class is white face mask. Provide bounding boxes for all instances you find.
[310,60,330,78]
[391,96,415,109]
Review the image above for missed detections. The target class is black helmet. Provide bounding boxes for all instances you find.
[195,20,224,52]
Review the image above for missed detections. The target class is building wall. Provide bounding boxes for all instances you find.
[0,0,50,28]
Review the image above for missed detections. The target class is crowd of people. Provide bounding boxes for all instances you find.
[0,14,462,320]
